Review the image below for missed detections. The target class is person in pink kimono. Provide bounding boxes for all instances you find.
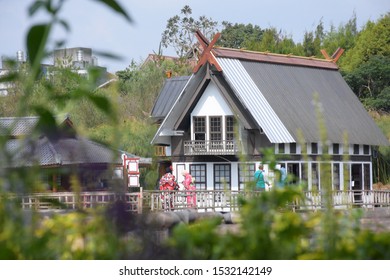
[182,170,196,208]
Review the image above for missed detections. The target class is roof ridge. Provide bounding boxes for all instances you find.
[0,116,39,120]
[214,46,333,63]
[213,46,338,70]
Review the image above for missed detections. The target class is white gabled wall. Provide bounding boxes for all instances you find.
[191,81,233,117]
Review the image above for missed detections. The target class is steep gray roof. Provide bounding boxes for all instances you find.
[4,136,120,168]
[0,116,123,168]
[218,57,388,145]
[0,115,71,137]
[0,116,39,136]
[150,76,191,123]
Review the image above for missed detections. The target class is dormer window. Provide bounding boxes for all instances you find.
[194,116,206,141]
[210,116,222,143]
[226,116,234,141]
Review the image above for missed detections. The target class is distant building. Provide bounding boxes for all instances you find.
[0,47,109,95]
[0,50,26,95]
[0,115,151,192]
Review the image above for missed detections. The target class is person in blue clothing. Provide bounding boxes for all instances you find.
[276,164,287,187]
[253,164,270,191]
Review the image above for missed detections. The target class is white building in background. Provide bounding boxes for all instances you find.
[0,47,109,95]
[0,50,26,95]
[52,47,102,77]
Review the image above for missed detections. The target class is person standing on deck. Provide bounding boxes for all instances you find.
[254,164,270,191]
[159,166,177,210]
[182,170,196,208]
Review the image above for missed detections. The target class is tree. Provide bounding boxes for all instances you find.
[160,5,218,58]
[340,13,390,72]
[321,13,358,62]
[219,22,264,49]
[339,13,390,112]
[244,27,298,55]
[302,20,324,57]
[343,55,390,112]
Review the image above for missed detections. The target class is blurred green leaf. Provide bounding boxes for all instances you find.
[92,50,123,61]
[58,19,71,33]
[93,0,133,23]
[28,0,47,16]
[27,24,50,71]
[87,94,115,120]
[33,106,59,138]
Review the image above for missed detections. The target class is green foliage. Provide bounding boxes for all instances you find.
[322,13,358,62]
[340,13,390,73]
[219,22,264,49]
[161,5,218,58]
[116,58,191,121]
[244,28,299,55]
[343,55,390,112]
[371,113,390,184]
[0,198,143,259]
[88,119,156,158]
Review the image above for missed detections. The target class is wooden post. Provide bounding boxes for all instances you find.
[138,187,143,214]
[52,174,57,192]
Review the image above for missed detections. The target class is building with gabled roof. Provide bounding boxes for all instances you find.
[151,31,389,194]
[0,115,131,192]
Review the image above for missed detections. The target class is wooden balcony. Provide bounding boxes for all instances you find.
[184,140,237,155]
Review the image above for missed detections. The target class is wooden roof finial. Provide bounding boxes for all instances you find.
[320,47,345,63]
[331,47,345,63]
[193,30,222,73]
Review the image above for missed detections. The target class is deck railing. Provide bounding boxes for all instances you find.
[294,190,390,210]
[184,140,237,155]
[18,192,141,213]
[12,190,390,213]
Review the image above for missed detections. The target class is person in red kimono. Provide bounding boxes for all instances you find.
[159,166,177,210]
[182,170,196,208]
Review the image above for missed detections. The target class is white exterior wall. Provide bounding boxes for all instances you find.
[191,81,233,117]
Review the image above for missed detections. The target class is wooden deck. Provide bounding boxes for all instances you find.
[14,189,390,213]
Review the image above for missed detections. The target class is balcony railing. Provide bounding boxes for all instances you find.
[13,190,390,213]
[184,140,237,155]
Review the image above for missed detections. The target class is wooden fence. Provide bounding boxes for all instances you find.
[13,189,390,213]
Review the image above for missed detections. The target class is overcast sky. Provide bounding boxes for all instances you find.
[0,0,389,73]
